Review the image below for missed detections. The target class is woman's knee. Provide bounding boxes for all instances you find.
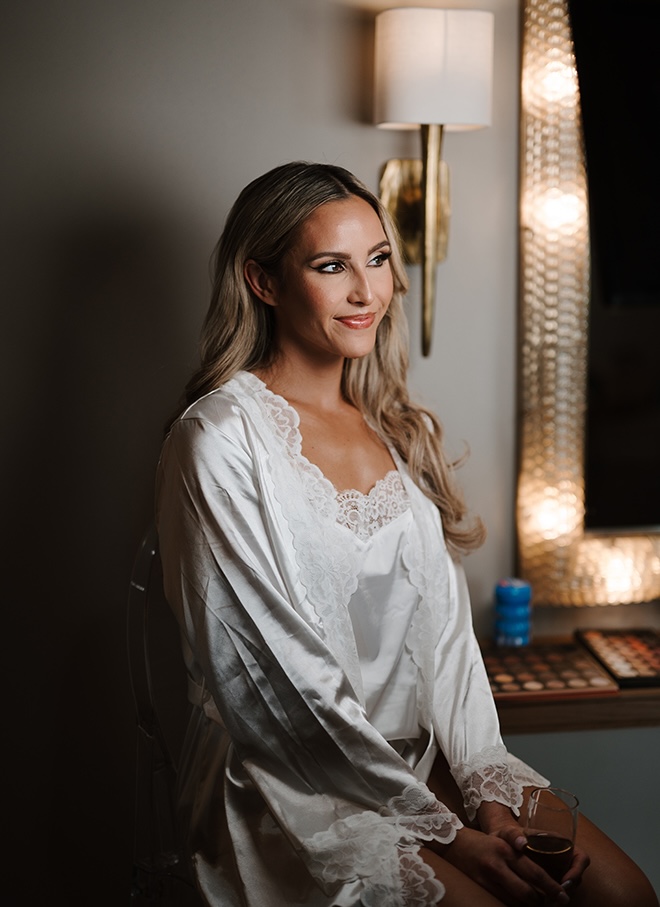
[575,863,658,907]
[573,814,658,907]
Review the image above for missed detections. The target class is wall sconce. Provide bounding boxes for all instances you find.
[374,7,494,355]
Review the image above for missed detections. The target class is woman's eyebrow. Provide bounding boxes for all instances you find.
[307,250,350,262]
[369,240,392,254]
[307,240,391,263]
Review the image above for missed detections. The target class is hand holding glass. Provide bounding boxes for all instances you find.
[524,787,579,881]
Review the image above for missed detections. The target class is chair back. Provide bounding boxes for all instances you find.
[127,523,199,905]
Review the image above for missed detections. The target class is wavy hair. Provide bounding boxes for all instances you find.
[182,161,484,554]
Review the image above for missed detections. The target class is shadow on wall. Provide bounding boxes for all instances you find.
[3,178,199,903]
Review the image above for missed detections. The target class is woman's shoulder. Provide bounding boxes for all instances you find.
[158,376,275,498]
[174,371,263,431]
[163,371,265,461]
[164,370,297,471]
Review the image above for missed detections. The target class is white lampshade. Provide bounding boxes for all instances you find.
[374,8,494,131]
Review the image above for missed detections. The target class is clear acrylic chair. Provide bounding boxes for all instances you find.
[127,523,201,905]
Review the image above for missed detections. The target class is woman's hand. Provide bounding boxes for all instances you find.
[432,824,572,905]
[471,801,590,904]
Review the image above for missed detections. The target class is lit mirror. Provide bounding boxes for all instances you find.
[516,0,660,606]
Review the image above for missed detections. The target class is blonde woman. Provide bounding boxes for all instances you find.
[156,162,656,907]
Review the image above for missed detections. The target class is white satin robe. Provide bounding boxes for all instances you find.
[156,371,547,907]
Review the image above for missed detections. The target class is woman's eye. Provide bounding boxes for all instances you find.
[369,251,392,268]
[316,261,345,273]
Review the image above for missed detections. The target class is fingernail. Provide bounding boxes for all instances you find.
[561,881,574,891]
[557,892,570,905]
[514,835,527,850]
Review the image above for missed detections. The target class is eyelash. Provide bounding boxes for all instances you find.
[315,251,391,273]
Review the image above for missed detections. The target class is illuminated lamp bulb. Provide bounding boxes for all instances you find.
[524,485,581,542]
[540,60,578,103]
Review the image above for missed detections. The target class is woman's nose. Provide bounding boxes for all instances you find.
[347,269,374,305]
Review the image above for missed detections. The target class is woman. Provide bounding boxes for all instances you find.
[156,162,657,907]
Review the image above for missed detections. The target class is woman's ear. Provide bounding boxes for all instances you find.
[244,260,278,307]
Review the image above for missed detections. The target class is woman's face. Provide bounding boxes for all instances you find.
[263,196,394,365]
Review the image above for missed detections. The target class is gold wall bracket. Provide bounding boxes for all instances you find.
[380,158,450,265]
[380,124,450,356]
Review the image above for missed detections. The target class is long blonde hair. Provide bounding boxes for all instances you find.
[183,161,484,554]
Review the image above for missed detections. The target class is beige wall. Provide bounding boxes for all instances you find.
[2,0,521,900]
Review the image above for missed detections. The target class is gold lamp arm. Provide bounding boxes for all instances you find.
[421,124,444,357]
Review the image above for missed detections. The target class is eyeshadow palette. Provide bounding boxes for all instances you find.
[482,641,619,701]
[574,629,660,688]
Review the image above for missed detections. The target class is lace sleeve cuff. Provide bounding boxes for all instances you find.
[453,744,551,821]
[455,744,522,820]
[305,783,462,906]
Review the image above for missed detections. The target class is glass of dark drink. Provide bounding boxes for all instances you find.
[524,787,579,882]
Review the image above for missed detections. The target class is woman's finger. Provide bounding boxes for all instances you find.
[560,845,591,887]
[491,824,529,853]
[481,841,570,906]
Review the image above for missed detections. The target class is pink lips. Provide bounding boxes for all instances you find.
[336,313,375,330]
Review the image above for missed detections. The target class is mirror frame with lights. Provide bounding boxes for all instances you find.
[516,0,660,606]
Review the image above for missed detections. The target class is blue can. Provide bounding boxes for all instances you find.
[494,578,532,646]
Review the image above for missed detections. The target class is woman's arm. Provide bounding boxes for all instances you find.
[431,560,547,819]
[428,561,586,902]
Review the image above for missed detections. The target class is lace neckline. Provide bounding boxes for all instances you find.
[240,371,410,540]
[336,472,410,541]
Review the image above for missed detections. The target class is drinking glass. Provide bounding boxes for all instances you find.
[523,787,579,882]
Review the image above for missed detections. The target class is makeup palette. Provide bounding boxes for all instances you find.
[482,641,619,701]
[574,629,660,688]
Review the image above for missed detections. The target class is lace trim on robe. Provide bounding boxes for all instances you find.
[235,372,366,702]
[452,744,550,820]
[398,461,448,729]
[306,783,462,906]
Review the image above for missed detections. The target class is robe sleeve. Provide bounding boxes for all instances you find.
[156,409,462,905]
[430,557,549,820]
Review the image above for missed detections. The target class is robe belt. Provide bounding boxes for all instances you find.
[187,675,226,728]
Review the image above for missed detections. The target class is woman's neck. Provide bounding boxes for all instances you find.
[254,355,348,413]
